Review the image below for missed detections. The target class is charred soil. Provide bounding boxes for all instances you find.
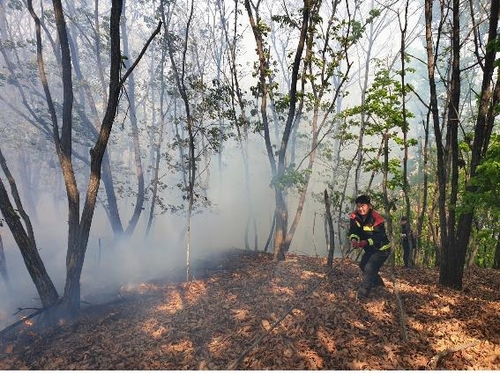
[0,248,499,370]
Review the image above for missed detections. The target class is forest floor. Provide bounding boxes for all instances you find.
[0,248,498,370]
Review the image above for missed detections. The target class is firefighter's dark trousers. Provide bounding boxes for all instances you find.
[359,248,391,295]
[402,241,410,268]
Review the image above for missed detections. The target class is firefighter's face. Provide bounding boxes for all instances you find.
[356,203,371,216]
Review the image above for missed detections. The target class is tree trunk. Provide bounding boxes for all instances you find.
[163,0,197,279]
[145,52,166,239]
[452,0,500,284]
[17,153,39,224]
[101,153,124,236]
[121,1,145,238]
[282,0,356,252]
[0,150,59,307]
[283,115,318,252]
[216,0,259,251]
[0,230,11,291]
[382,131,392,238]
[264,214,275,253]
[439,0,500,289]
[425,0,461,287]
[399,0,411,224]
[466,241,478,268]
[61,1,160,314]
[61,0,161,314]
[439,0,461,288]
[66,29,124,237]
[416,118,430,267]
[5,0,157,320]
[493,235,500,269]
[424,0,448,271]
[324,190,335,267]
[273,188,287,261]
[247,0,309,261]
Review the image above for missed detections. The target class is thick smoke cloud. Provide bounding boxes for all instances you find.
[0,137,334,331]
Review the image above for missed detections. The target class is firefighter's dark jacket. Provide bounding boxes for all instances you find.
[348,209,391,251]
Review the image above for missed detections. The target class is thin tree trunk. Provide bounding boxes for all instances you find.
[399,0,411,223]
[439,0,461,288]
[264,214,275,253]
[493,234,500,269]
[273,189,287,261]
[145,47,167,239]
[163,0,196,280]
[382,131,392,238]
[67,28,124,236]
[17,153,38,224]
[416,118,430,266]
[244,0,310,261]
[283,112,318,252]
[0,149,59,307]
[0,231,10,290]
[219,0,258,251]
[122,1,145,238]
[324,190,335,267]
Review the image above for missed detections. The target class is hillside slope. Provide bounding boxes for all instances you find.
[0,248,498,370]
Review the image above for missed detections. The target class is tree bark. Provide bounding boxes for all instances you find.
[0,149,59,307]
[0,229,11,291]
[439,0,461,288]
[244,0,310,261]
[493,235,500,269]
[324,190,335,267]
[121,0,145,238]
[163,0,196,280]
[452,0,500,284]
[66,29,124,237]
[399,0,412,223]
[416,118,430,267]
[441,0,499,289]
[424,0,448,270]
[145,45,166,239]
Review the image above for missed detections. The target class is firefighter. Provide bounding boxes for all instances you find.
[400,216,415,268]
[348,195,391,299]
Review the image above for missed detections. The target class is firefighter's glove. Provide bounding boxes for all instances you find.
[352,240,368,248]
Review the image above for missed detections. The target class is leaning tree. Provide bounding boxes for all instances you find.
[0,0,160,319]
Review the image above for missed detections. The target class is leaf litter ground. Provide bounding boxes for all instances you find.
[0,248,498,370]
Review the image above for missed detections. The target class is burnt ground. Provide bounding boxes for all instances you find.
[0,248,499,370]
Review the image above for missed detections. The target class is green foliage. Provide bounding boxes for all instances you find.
[472,228,497,268]
[459,140,471,153]
[180,78,234,153]
[274,93,291,113]
[368,8,381,20]
[363,68,410,133]
[256,20,271,36]
[7,0,23,11]
[270,166,312,192]
[271,14,300,29]
[458,135,500,267]
[386,160,403,190]
[339,63,417,192]
[468,135,500,214]
[486,36,500,68]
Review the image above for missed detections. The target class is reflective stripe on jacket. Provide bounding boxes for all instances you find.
[348,209,391,251]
